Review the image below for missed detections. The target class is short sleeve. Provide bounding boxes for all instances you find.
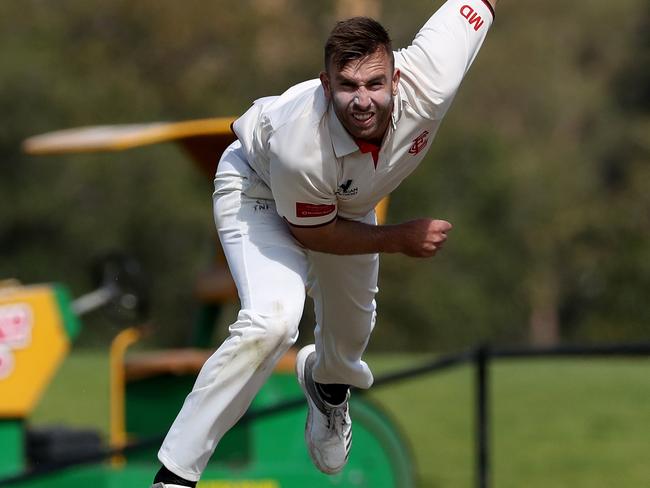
[269,152,338,227]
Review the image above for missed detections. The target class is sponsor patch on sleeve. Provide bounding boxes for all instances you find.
[296,202,336,218]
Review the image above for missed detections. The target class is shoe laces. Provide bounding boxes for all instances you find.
[325,403,349,436]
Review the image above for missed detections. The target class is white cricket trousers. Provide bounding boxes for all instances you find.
[158,141,379,481]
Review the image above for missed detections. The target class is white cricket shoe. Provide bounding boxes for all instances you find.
[151,484,191,488]
[296,344,352,475]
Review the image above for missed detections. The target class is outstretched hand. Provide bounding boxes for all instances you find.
[396,219,452,257]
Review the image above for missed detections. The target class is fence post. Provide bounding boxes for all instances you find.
[475,344,490,488]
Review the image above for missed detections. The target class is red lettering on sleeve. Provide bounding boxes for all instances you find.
[296,202,336,218]
[460,5,485,31]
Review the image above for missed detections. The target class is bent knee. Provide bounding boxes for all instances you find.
[263,302,302,346]
[241,302,302,351]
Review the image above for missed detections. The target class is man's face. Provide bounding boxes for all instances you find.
[321,48,400,144]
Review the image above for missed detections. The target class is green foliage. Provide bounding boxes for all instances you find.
[1,0,649,348]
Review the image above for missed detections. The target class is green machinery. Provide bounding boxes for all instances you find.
[0,121,413,487]
[0,278,414,488]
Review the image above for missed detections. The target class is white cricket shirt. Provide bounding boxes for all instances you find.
[232,0,494,227]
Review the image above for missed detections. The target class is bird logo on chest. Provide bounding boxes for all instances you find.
[335,179,359,199]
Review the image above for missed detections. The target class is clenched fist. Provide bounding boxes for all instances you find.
[396,218,452,257]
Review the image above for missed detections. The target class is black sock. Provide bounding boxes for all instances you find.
[154,465,196,487]
[316,382,350,405]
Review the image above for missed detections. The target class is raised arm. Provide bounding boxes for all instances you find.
[395,0,495,120]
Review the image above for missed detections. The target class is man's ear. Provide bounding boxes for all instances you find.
[392,68,401,96]
[320,71,331,100]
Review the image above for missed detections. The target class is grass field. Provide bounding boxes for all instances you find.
[31,351,649,488]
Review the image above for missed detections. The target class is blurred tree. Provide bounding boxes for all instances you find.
[0,0,333,346]
[336,0,382,19]
[1,0,648,350]
[377,0,649,348]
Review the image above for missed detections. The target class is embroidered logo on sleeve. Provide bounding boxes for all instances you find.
[296,202,336,218]
[460,5,484,31]
[409,130,430,155]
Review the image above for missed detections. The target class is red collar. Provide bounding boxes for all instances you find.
[354,138,380,168]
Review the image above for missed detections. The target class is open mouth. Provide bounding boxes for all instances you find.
[352,112,374,126]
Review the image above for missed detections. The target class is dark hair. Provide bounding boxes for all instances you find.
[324,17,393,72]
